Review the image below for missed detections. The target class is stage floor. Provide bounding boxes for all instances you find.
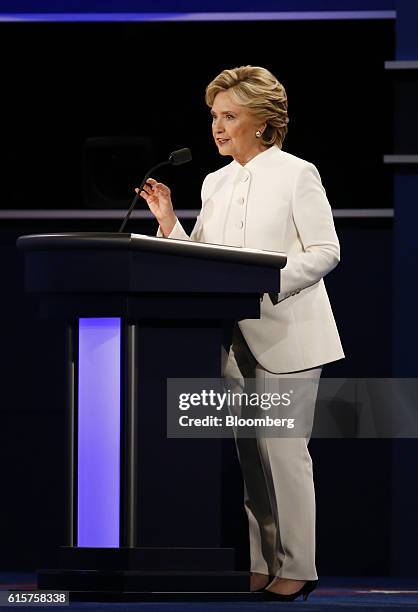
[1,573,418,610]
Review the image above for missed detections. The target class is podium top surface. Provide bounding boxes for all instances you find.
[17,232,287,269]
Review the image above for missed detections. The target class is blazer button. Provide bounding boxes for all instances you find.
[237,220,244,229]
[241,173,249,182]
[238,196,245,205]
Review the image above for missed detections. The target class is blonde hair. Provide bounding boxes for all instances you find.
[205,65,289,149]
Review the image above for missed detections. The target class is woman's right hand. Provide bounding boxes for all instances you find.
[136,177,177,237]
[135,177,175,224]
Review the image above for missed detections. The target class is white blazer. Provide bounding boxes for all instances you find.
[158,144,344,373]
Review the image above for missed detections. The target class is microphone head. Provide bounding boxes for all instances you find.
[168,147,192,166]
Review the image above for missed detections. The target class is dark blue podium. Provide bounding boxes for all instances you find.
[17,232,286,595]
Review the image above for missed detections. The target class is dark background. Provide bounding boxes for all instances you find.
[0,20,393,211]
[0,17,398,575]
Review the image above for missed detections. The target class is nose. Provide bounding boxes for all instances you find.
[212,117,225,133]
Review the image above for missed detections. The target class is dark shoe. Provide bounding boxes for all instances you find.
[263,579,318,601]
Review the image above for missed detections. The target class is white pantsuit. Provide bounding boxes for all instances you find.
[224,324,321,579]
[157,145,344,579]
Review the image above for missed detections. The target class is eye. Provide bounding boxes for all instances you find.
[226,114,235,120]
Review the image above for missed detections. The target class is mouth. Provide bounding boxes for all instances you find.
[216,138,230,146]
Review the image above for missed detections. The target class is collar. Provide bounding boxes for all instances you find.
[231,145,281,172]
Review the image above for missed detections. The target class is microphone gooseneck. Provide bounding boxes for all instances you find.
[118,148,192,233]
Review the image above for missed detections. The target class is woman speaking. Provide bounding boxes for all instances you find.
[137,65,344,602]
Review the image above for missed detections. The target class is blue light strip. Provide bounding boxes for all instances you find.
[78,317,121,548]
[0,10,396,22]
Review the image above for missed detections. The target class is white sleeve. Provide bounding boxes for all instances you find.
[156,217,191,240]
[278,162,340,299]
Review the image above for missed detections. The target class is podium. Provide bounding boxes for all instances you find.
[17,232,286,595]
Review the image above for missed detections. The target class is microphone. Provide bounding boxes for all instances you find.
[118,147,192,233]
[168,147,192,166]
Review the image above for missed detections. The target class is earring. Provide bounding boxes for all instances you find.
[255,130,262,138]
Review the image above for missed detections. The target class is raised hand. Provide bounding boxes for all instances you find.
[136,178,174,223]
[135,177,177,237]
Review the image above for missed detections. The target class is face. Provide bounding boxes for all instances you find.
[211,90,267,165]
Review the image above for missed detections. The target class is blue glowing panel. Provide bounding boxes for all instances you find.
[0,0,396,20]
[0,0,396,12]
[0,11,396,21]
[78,317,121,548]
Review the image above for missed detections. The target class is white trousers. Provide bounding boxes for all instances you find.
[223,325,322,580]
